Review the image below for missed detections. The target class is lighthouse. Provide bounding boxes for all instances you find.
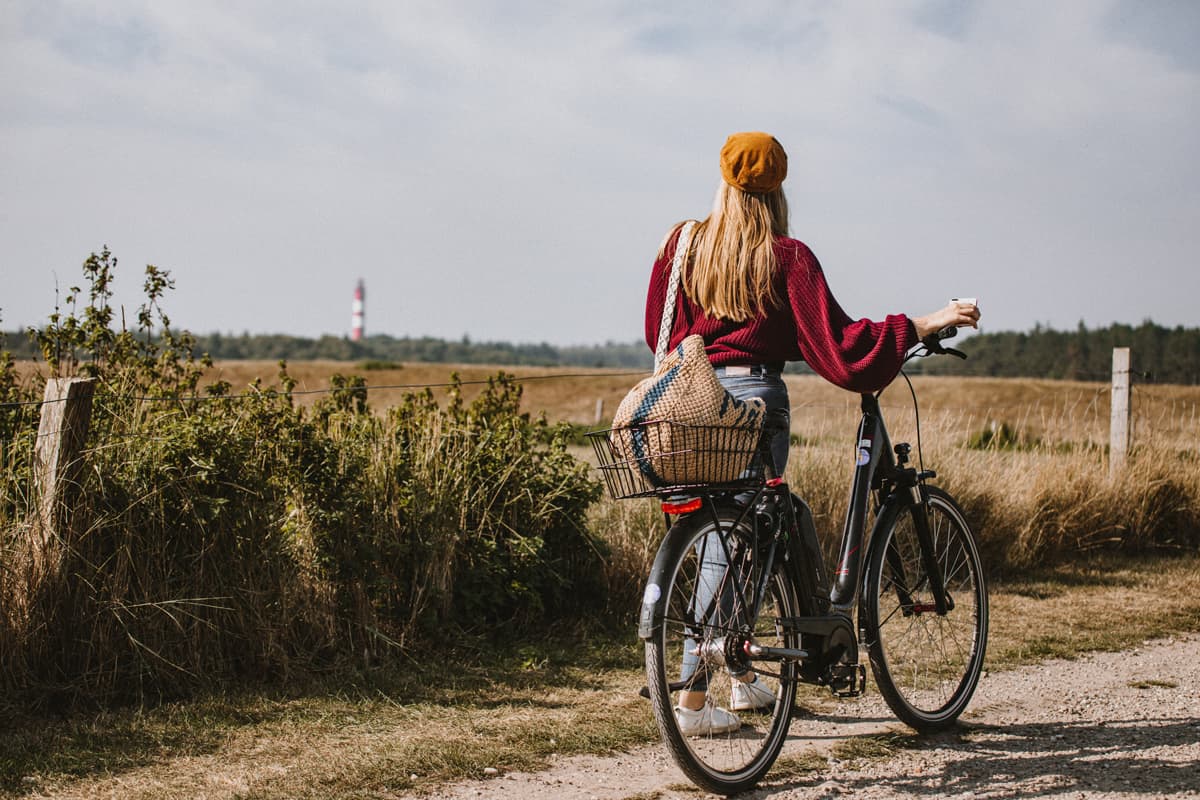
[350,279,365,341]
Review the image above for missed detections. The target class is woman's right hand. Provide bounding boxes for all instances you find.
[912,300,980,339]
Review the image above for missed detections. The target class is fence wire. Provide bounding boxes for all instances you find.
[3,363,1198,453]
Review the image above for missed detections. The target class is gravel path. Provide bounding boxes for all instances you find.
[440,634,1200,799]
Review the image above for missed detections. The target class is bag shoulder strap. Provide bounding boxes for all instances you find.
[654,220,697,370]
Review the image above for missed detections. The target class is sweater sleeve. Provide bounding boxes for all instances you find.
[643,228,679,353]
[785,247,918,393]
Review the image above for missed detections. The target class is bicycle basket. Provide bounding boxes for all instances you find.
[587,420,766,499]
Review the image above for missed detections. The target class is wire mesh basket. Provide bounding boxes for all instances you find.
[587,420,767,500]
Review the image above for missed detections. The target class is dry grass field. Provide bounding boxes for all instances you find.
[17,358,1200,449]
[192,359,1200,448]
[189,358,1200,578]
[12,357,1200,576]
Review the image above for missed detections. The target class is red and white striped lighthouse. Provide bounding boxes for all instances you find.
[350,279,365,341]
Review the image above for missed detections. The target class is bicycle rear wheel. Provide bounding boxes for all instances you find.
[644,505,800,795]
[861,486,988,731]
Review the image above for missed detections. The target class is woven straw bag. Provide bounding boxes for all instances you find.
[612,335,764,486]
[610,222,765,487]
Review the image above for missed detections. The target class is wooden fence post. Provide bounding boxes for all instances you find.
[31,377,96,573]
[1110,348,1131,476]
[594,398,605,426]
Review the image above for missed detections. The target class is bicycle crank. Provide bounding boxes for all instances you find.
[691,636,810,675]
[827,663,867,697]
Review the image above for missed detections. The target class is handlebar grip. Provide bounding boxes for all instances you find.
[912,326,969,362]
[914,325,969,360]
[920,325,957,352]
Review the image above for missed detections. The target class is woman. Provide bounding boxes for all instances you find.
[645,131,979,736]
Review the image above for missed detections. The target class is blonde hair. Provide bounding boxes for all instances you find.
[660,182,789,322]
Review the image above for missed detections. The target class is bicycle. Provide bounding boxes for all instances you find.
[588,329,989,795]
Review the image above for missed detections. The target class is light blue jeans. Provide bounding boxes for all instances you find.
[715,368,790,478]
[679,367,790,692]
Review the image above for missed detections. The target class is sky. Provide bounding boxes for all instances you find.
[1,0,1198,346]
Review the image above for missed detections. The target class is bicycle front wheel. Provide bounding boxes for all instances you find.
[644,506,800,795]
[861,486,988,732]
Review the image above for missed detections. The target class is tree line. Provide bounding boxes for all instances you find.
[5,321,1198,384]
[917,321,1200,385]
[2,329,655,369]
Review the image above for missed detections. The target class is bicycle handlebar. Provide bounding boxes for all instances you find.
[916,325,967,360]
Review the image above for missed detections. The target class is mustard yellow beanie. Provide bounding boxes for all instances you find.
[719,132,788,193]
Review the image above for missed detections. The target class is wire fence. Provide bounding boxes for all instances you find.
[4,362,1199,454]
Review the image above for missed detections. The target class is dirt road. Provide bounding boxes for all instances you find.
[441,634,1200,799]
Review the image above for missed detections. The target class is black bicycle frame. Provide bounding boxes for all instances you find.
[829,394,893,608]
[829,392,949,614]
[644,388,952,652]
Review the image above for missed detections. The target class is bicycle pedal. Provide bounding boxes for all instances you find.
[828,664,867,698]
[639,679,690,700]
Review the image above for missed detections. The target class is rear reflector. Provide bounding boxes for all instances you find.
[661,497,702,514]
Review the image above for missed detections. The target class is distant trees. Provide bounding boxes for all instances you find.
[3,329,655,369]
[6,321,1200,384]
[182,333,656,368]
[919,321,1200,385]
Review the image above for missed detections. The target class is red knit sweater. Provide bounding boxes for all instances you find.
[644,227,918,394]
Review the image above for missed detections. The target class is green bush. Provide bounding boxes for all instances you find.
[0,249,602,706]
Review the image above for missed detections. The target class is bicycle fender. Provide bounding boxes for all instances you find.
[637,522,696,640]
[857,493,909,627]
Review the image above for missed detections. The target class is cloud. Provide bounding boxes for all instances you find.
[1,1,1197,343]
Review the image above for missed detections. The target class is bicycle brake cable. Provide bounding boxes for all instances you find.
[900,367,926,480]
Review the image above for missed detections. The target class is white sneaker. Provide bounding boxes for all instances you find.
[730,676,775,711]
[674,701,741,736]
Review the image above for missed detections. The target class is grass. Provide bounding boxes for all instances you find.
[830,732,922,764]
[4,552,1198,799]
[1127,679,1179,689]
[770,751,830,778]
[1,632,651,798]
[987,553,1200,668]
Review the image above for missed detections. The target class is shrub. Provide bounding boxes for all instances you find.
[0,249,602,706]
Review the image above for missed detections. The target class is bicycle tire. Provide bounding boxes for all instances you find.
[861,486,988,732]
[644,505,800,795]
